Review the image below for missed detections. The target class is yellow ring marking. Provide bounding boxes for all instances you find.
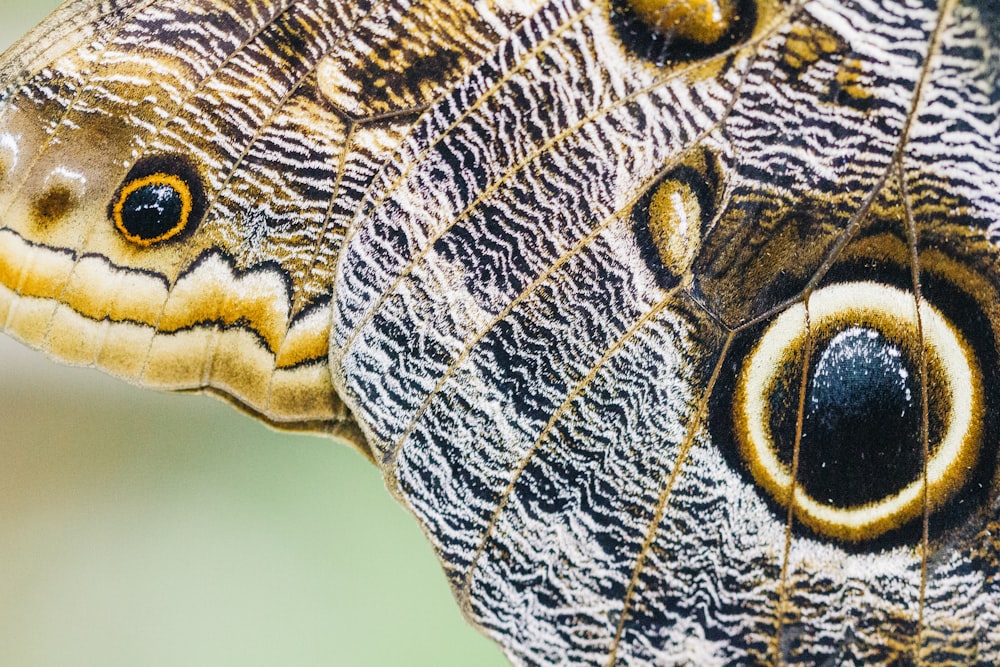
[112,172,192,246]
[734,281,982,541]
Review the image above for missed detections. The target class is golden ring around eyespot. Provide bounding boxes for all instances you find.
[112,172,193,246]
[733,281,983,542]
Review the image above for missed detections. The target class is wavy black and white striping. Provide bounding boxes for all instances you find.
[333,0,1000,664]
[3,0,1000,664]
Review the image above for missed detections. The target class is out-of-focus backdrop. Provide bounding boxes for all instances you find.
[0,1,508,665]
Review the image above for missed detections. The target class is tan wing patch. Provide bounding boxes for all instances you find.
[0,0,535,451]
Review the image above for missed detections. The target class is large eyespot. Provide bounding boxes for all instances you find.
[110,154,205,246]
[609,0,759,65]
[732,281,983,542]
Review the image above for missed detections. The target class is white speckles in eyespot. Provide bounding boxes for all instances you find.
[811,326,912,407]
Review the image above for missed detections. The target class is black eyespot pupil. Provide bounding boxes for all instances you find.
[775,327,923,506]
[120,183,183,240]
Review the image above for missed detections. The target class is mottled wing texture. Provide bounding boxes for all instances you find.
[0,0,534,448]
[4,0,1000,664]
[332,0,1000,664]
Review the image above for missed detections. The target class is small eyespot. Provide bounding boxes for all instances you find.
[610,0,757,65]
[629,0,740,45]
[29,167,87,227]
[32,185,77,225]
[732,281,983,542]
[113,173,191,244]
[632,149,721,288]
[109,154,205,246]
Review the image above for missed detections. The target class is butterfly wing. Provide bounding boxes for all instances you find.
[0,0,535,451]
[332,0,1000,663]
[3,0,1000,664]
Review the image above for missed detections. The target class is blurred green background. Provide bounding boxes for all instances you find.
[0,2,508,665]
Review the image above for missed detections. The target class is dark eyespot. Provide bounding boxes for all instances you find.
[728,282,983,543]
[793,327,922,507]
[610,0,757,65]
[110,154,205,246]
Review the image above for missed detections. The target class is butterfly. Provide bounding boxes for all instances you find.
[2,0,998,664]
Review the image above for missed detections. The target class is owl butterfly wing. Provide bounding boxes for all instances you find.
[0,0,534,453]
[333,0,1000,664]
